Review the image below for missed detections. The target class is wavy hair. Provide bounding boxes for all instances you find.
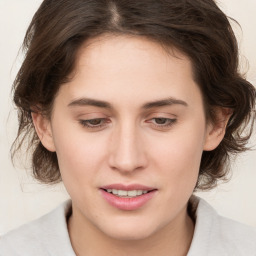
[12,0,255,190]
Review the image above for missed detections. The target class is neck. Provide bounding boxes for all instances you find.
[68,202,194,256]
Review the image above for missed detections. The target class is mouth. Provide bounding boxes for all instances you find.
[102,188,155,198]
[100,184,157,210]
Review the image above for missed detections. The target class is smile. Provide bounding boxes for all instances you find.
[100,184,157,210]
[104,189,149,198]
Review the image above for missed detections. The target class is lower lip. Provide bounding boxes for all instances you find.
[100,189,157,211]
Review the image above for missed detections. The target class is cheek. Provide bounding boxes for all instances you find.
[51,122,108,188]
[150,121,206,188]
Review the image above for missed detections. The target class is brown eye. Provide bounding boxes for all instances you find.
[87,119,103,125]
[79,118,108,129]
[149,117,177,129]
[154,118,168,125]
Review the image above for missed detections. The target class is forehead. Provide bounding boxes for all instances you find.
[74,34,191,75]
[57,34,203,112]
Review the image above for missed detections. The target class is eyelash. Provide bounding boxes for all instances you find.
[79,118,108,129]
[149,118,177,128]
[79,117,177,130]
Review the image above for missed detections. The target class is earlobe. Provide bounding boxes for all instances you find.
[31,112,56,152]
[203,107,232,151]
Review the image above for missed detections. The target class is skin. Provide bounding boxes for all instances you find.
[33,34,229,256]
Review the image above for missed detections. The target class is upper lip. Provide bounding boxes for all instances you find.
[101,184,156,191]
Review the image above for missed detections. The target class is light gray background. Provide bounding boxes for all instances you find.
[0,0,255,235]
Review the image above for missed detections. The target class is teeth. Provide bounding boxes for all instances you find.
[137,190,143,195]
[118,190,128,196]
[127,190,136,197]
[105,189,149,197]
[112,189,118,195]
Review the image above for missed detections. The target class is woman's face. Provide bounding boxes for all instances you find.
[39,35,220,240]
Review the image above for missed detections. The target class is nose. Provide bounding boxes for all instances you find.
[108,123,148,173]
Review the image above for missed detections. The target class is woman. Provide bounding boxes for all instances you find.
[0,0,255,255]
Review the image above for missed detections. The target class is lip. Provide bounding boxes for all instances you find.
[100,184,157,211]
[101,183,155,191]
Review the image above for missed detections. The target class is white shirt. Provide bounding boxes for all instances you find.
[0,197,256,255]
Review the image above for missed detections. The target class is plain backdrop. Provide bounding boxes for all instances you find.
[0,0,255,235]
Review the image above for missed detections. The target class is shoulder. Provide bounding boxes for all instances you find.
[188,197,256,256]
[216,213,256,254]
[0,200,75,256]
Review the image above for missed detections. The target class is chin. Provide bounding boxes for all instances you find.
[98,218,160,241]
[105,229,154,241]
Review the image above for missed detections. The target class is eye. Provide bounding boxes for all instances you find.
[79,118,109,129]
[149,117,177,129]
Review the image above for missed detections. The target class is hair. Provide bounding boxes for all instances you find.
[12,0,255,190]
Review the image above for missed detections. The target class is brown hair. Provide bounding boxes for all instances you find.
[12,0,255,190]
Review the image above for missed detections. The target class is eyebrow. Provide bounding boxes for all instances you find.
[68,98,112,109]
[142,97,188,109]
[68,97,188,109]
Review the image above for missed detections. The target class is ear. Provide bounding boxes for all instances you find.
[31,112,56,152]
[203,107,233,151]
